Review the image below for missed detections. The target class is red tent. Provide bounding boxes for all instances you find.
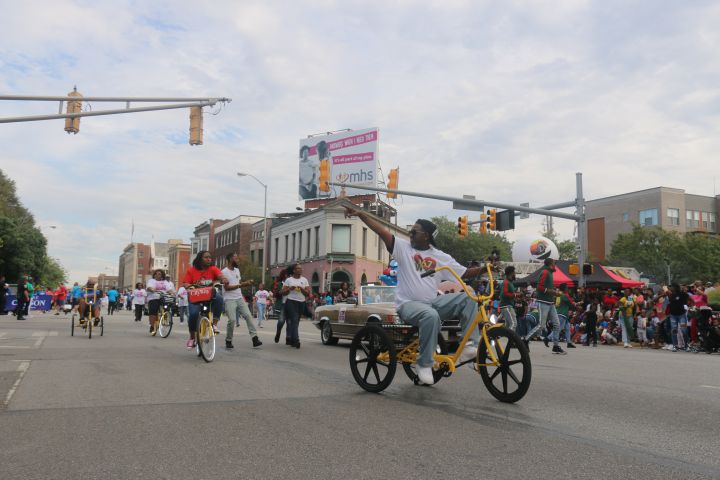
[515,265,576,287]
[600,266,644,289]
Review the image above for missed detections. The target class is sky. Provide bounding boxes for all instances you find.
[1,0,719,284]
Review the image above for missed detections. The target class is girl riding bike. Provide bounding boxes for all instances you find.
[182,250,225,349]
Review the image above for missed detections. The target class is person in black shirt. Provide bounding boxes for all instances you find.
[664,283,693,352]
[15,278,29,320]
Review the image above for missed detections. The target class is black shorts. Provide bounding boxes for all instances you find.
[147,299,161,316]
[71,298,79,307]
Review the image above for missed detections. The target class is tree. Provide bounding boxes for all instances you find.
[0,169,66,284]
[432,216,512,267]
[543,231,578,262]
[606,224,720,284]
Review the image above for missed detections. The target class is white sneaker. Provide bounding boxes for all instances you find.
[417,367,435,385]
[623,343,630,348]
[459,344,477,363]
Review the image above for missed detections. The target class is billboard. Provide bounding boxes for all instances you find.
[298,127,378,200]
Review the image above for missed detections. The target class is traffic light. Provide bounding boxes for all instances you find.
[487,209,497,231]
[318,159,330,192]
[387,168,399,199]
[583,263,594,275]
[189,106,203,145]
[479,213,488,234]
[457,216,469,237]
[64,86,82,134]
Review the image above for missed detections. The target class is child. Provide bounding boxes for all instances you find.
[636,310,648,347]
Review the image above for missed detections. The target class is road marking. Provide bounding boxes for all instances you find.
[0,333,7,340]
[31,332,46,337]
[700,385,720,390]
[0,346,32,349]
[34,337,45,348]
[2,361,30,409]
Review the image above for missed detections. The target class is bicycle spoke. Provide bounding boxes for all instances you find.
[501,369,508,394]
[507,367,521,386]
[355,358,369,365]
[489,367,502,381]
[359,342,370,356]
[363,361,373,382]
[371,363,381,383]
[506,359,523,366]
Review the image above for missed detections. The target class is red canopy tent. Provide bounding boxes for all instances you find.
[599,266,644,289]
[515,265,576,288]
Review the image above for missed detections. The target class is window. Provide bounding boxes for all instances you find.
[138,251,144,258]
[250,251,255,264]
[284,235,289,262]
[622,213,629,222]
[686,210,700,229]
[638,209,658,226]
[331,225,351,252]
[274,238,279,263]
[314,226,320,256]
[708,213,717,232]
[667,208,679,226]
[291,233,296,260]
[298,231,303,259]
[362,227,367,257]
[306,228,311,258]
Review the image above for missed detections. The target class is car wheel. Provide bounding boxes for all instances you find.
[321,321,339,345]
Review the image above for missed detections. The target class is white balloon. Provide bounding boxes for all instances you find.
[512,236,559,263]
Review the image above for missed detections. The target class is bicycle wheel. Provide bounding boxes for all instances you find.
[158,311,173,338]
[100,316,104,336]
[71,314,75,336]
[349,325,396,393]
[197,316,216,362]
[88,316,93,339]
[477,326,531,403]
[402,334,448,385]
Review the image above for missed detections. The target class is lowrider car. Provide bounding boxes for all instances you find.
[312,285,462,346]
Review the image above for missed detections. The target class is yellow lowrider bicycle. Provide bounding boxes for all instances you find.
[70,287,104,339]
[348,264,531,403]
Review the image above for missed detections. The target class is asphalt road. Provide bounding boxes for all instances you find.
[0,309,718,480]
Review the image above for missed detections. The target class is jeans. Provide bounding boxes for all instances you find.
[550,314,572,344]
[518,313,538,338]
[619,313,633,344]
[224,298,257,342]
[179,305,189,323]
[134,304,144,322]
[668,314,687,347]
[499,306,517,332]
[284,299,304,345]
[256,302,266,325]
[585,317,597,345]
[188,296,224,334]
[527,302,560,345]
[396,292,479,368]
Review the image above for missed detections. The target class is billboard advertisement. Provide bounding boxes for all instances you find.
[298,127,378,200]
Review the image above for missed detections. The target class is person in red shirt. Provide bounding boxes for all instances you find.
[54,283,68,316]
[182,250,225,349]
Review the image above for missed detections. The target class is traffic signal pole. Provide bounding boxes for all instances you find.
[0,95,230,124]
[331,171,588,287]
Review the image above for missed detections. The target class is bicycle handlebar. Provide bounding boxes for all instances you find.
[421,264,495,303]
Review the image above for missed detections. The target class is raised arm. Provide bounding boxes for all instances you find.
[343,205,394,253]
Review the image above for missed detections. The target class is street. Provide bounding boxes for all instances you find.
[1,309,718,480]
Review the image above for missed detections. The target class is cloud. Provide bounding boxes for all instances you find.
[1,0,719,282]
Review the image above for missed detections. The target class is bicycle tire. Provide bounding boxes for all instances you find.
[71,314,75,336]
[349,325,396,393]
[477,326,531,403]
[158,311,173,338]
[402,334,448,385]
[197,316,215,362]
[100,316,104,336]
[88,316,93,339]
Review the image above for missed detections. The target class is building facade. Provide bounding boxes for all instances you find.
[167,242,191,287]
[211,215,263,268]
[586,187,719,260]
[249,218,271,279]
[190,219,229,260]
[269,197,408,294]
[118,243,152,291]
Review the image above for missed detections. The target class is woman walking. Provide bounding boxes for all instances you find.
[254,283,270,328]
[132,283,146,322]
[281,263,311,349]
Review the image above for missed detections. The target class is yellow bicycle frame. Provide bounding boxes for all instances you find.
[394,263,506,373]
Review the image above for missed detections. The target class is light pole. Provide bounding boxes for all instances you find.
[237,172,268,285]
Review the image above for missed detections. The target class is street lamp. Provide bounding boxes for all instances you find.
[237,172,268,285]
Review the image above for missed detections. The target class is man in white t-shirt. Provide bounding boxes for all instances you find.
[254,284,270,328]
[344,206,484,386]
[222,253,262,349]
[176,285,189,323]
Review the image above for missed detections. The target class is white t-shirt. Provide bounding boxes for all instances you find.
[392,237,466,308]
[283,276,309,302]
[176,286,188,307]
[255,289,269,304]
[132,289,147,305]
[146,279,175,301]
[221,267,245,300]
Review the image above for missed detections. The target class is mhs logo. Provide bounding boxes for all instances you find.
[336,169,374,184]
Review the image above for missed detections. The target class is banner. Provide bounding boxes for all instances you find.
[4,294,54,312]
[298,127,378,200]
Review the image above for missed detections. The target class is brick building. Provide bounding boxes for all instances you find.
[211,215,263,268]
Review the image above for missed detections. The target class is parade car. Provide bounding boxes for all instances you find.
[312,284,462,346]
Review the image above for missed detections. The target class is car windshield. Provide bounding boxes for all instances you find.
[361,286,395,304]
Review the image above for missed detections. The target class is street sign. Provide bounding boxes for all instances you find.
[519,203,530,219]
